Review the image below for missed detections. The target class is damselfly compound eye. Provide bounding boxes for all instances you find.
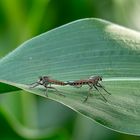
[99,76,102,81]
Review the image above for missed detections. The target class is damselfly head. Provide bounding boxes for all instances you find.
[43,76,50,79]
[89,76,102,81]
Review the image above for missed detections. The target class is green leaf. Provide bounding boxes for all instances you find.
[0,18,140,135]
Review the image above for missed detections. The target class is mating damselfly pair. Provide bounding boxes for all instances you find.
[29,76,111,102]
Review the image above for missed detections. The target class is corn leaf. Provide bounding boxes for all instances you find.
[0,18,140,135]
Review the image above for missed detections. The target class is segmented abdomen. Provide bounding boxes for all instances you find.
[67,80,89,86]
[49,79,67,85]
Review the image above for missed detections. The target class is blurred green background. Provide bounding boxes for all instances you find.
[0,0,140,139]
